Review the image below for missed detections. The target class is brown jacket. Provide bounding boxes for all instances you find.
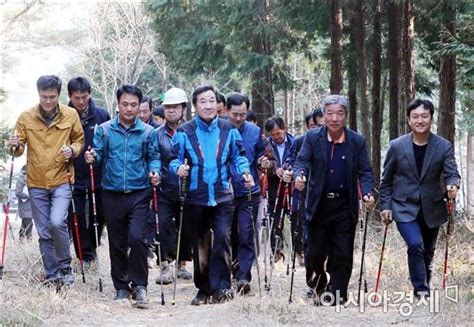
[14,103,84,189]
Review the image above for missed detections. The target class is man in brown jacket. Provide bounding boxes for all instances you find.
[9,75,84,286]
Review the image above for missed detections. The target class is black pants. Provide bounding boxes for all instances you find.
[102,189,152,291]
[155,195,192,263]
[184,201,233,296]
[231,193,260,282]
[305,195,355,299]
[68,188,105,262]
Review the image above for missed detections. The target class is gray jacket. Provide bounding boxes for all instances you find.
[380,133,460,228]
[15,173,33,219]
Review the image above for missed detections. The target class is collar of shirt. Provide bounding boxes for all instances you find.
[118,119,135,133]
[80,106,90,120]
[327,129,346,144]
[274,135,288,164]
[39,106,58,125]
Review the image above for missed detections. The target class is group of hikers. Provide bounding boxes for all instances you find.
[4,74,460,309]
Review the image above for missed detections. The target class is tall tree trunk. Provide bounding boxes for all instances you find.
[348,9,358,131]
[388,0,402,140]
[400,0,414,134]
[467,132,474,219]
[251,0,274,125]
[355,0,371,156]
[330,0,343,94]
[437,1,456,144]
[371,0,383,190]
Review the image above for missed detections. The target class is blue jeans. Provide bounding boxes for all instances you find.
[29,183,72,279]
[396,211,439,294]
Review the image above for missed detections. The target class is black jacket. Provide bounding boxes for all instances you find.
[69,99,111,190]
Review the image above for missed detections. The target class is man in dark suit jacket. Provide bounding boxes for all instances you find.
[287,95,374,304]
[380,99,460,297]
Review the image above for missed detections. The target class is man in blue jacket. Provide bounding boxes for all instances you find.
[85,84,160,307]
[226,93,265,294]
[288,95,374,305]
[170,85,254,305]
[67,77,110,267]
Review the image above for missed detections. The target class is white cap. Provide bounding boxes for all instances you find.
[162,87,188,105]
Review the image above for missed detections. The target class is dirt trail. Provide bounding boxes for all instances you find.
[1,216,471,325]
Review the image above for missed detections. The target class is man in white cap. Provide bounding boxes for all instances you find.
[154,88,193,284]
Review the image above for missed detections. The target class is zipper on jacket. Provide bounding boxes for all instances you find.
[124,134,128,192]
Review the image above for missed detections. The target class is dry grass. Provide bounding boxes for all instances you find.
[0,213,472,326]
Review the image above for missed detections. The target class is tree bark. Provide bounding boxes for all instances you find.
[251,0,274,125]
[348,8,358,132]
[437,1,456,144]
[467,132,474,220]
[400,0,414,134]
[330,0,343,94]
[355,0,371,157]
[388,0,402,140]
[371,0,383,190]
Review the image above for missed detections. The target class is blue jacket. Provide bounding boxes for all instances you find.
[156,123,180,200]
[68,99,110,190]
[92,116,161,192]
[169,116,250,206]
[293,126,374,223]
[231,121,265,197]
[262,132,296,200]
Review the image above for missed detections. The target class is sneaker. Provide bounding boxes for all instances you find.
[191,290,209,306]
[114,289,130,301]
[237,280,251,295]
[132,286,149,308]
[156,261,174,284]
[177,262,193,280]
[211,288,234,304]
[274,250,285,263]
[296,252,305,266]
[60,268,74,287]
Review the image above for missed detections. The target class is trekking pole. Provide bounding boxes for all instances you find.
[172,158,188,305]
[373,220,390,301]
[289,172,303,304]
[357,183,364,249]
[268,183,288,291]
[88,153,103,292]
[285,178,293,276]
[357,206,369,305]
[0,146,15,279]
[261,169,270,291]
[442,197,455,289]
[64,147,86,283]
[151,172,165,305]
[266,177,283,290]
[245,172,262,298]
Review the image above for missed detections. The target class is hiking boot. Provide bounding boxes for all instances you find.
[237,280,251,295]
[60,268,74,287]
[132,286,149,308]
[211,288,234,304]
[177,262,192,280]
[114,289,130,301]
[156,261,174,284]
[191,290,209,306]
